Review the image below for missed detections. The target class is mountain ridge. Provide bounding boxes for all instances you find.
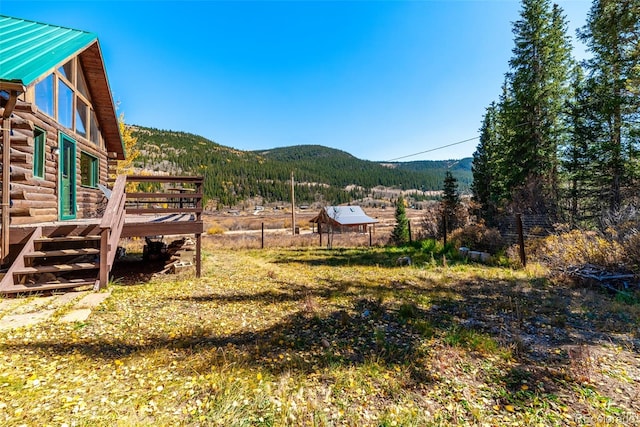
[129,125,473,208]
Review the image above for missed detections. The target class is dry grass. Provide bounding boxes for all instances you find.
[0,242,638,426]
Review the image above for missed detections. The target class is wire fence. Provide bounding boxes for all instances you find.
[496,214,556,245]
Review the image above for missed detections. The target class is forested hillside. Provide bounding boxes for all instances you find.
[388,158,474,190]
[130,126,472,207]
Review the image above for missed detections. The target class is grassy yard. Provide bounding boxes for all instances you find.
[0,244,639,426]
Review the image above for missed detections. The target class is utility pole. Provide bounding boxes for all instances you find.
[291,171,296,235]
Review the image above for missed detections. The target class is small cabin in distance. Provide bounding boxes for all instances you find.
[0,15,204,294]
[310,206,378,234]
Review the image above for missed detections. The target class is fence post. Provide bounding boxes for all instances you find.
[408,221,412,243]
[261,222,264,249]
[443,212,447,247]
[516,213,526,267]
[369,226,372,247]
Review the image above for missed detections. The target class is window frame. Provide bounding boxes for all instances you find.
[80,151,99,188]
[32,57,103,148]
[33,127,46,179]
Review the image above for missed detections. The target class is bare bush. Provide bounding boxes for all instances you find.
[419,205,441,239]
[526,228,626,269]
[448,223,505,253]
[623,232,640,270]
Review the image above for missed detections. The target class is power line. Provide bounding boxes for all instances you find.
[384,117,551,162]
[386,136,480,162]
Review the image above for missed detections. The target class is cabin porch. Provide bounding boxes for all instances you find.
[0,175,204,295]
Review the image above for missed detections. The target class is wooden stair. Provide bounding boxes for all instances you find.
[0,230,102,294]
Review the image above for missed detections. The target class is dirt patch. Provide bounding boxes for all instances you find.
[110,255,167,285]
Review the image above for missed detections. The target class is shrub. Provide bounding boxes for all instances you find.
[448,223,505,253]
[622,232,640,270]
[207,225,226,235]
[527,228,625,269]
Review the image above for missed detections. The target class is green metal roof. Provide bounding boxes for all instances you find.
[0,15,97,86]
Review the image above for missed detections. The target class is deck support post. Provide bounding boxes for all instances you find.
[1,88,21,263]
[98,230,109,289]
[195,233,201,278]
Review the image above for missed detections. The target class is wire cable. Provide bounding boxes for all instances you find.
[385,136,480,162]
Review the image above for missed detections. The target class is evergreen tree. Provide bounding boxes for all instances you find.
[442,171,461,232]
[391,195,410,245]
[578,0,640,212]
[560,64,602,225]
[506,0,573,216]
[472,103,501,224]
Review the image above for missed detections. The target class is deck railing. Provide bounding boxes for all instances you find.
[123,175,203,220]
[98,175,127,289]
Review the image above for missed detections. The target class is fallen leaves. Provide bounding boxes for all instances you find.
[0,247,637,426]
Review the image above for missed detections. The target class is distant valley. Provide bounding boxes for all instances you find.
[130,126,473,209]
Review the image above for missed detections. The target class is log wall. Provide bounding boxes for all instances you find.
[2,100,112,225]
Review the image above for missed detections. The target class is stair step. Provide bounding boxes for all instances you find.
[25,249,101,258]
[14,262,100,275]
[2,279,96,294]
[36,236,101,243]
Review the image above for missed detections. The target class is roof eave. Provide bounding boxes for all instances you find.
[0,81,26,93]
[79,41,124,160]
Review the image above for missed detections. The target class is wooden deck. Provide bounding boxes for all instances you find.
[1,175,204,294]
[8,213,202,242]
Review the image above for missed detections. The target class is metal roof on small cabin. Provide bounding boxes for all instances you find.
[312,206,379,226]
[0,15,124,159]
[0,15,97,86]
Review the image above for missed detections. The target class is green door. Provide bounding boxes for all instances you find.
[59,133,77,220]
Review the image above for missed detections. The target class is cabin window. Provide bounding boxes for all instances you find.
[80,152,99,188]
[90,110,100,146]
[58,80,73,129]
[58,61,73,80]
[32,58,103,146]
[35,75,54,117]
[77,67,89,99]
[76,99,88,138]
[33,128,46,179]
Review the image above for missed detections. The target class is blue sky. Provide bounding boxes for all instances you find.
[1,0,592,161]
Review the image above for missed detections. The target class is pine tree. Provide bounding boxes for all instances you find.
[578,0,640,212]
[442,171,461,232]
[391,195,410,245]
[473,102,501,224]
[505,0,573,216]
[560,64,602,225]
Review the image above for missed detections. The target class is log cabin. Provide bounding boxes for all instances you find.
[0,15,204,294]
[310,206,378,233]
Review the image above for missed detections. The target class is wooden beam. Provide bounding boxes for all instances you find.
[120,221,204,238]
[1,118,10,261]
[9,214,58,225]
[126,175,204,184]
[1,89,21,262]
[11,117,34,131]
[126,208,202,215]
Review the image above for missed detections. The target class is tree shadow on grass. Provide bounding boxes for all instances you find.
[2,273,637,400]
[270,247,419,268]
[0,294,441,388]
[169,276,437,307]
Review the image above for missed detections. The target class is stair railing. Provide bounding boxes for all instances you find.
[97,175,127,289]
